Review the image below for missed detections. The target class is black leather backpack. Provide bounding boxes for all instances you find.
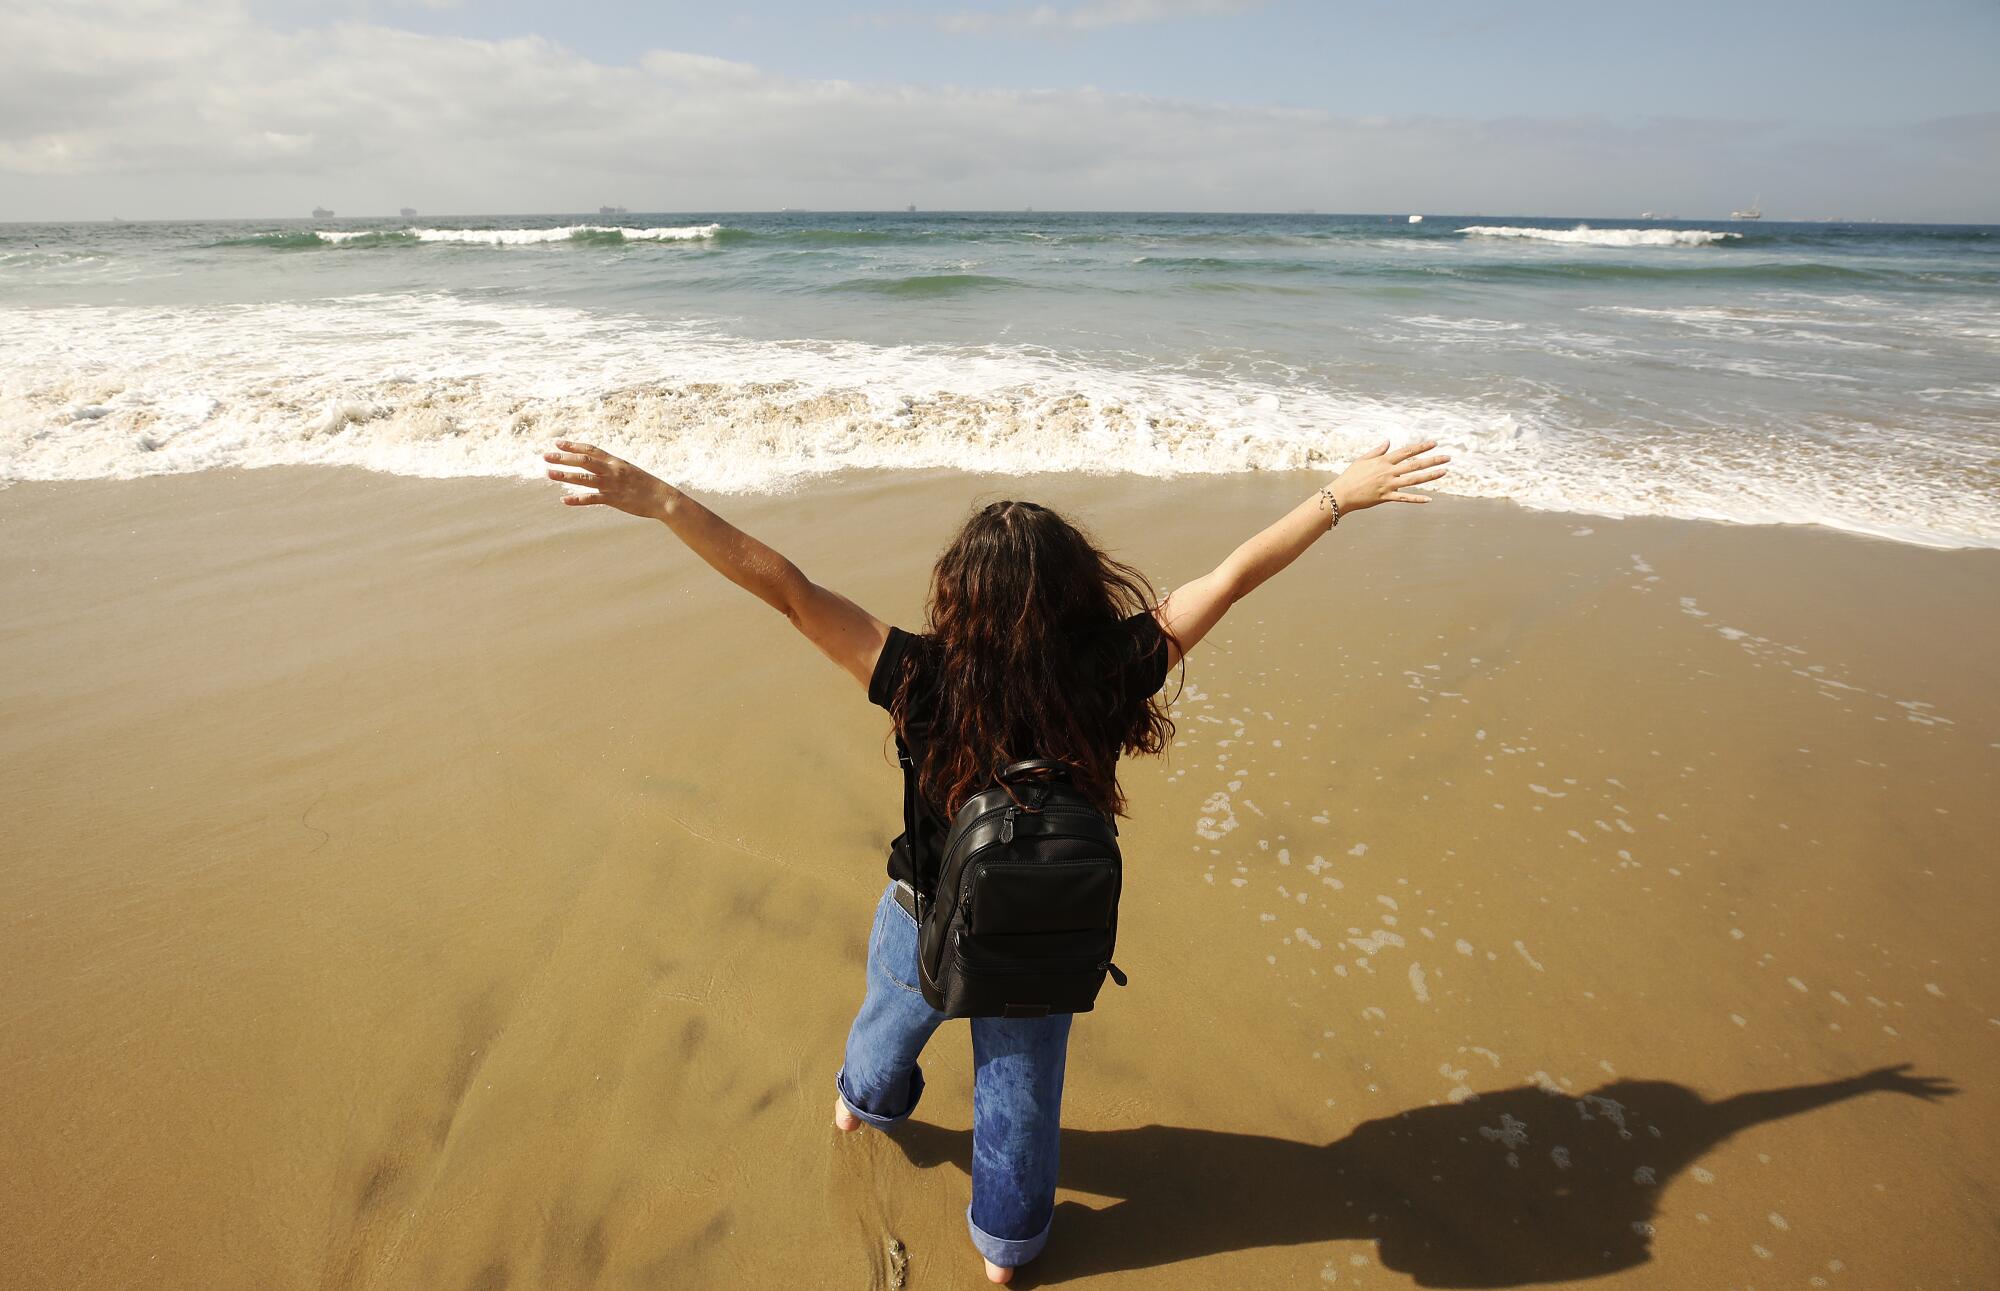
[900,751,1128,1018]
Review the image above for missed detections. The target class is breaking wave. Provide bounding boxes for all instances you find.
[223,224,725,248]
[0,294,1507,490]
[403,223,722,245]
[1460,225,1744,248]
[3,292,1995,549]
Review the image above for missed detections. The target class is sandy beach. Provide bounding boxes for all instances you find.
[3,464,1996,1289]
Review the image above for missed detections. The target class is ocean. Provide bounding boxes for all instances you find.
[3,211,1995,549]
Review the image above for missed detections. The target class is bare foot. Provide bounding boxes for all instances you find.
[832,1094,863,1133]
[984,1258,1013,1284]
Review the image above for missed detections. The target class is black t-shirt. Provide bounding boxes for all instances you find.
[868,610,1173,889]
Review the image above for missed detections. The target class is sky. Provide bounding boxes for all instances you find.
[2,0,1996,222]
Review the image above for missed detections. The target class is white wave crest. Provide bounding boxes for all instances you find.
[304,224,721,245]
[406,224,721,245]
[1460,225,1742,248]
[2,293,1993,549]
[0,293,1498,492]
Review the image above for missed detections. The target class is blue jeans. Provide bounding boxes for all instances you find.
[835,880,1074,1268]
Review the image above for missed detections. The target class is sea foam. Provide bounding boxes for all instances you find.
[0,293,1496,491]
[308,224,723,245]
[1460,225,1742,248]
[2,292,1994,549]
[312,230,392,244]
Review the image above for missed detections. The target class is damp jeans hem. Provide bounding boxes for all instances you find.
[967,1205,1052,1267]
[834,1064,924,1127]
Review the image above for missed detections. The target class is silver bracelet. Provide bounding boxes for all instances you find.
[1318,485,1341,529]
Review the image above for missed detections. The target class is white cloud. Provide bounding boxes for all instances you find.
[640,50,765,85]
[0,0,1992,220]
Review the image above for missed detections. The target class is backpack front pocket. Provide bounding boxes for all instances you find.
[966,858,1119,935]
[946,929,1112,1016]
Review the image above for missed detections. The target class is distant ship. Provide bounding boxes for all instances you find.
[1731,195,1763,220]
[598,205,627,216]
[312,206,334,219]
[1407,214,1424,223]
[400,207,417,219]
[907,203,917,212]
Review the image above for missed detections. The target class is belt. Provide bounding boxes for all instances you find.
[893,880,921,922]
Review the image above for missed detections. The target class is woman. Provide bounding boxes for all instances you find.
[542,437,1450,1282]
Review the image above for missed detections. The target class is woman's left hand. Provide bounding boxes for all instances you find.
[1329,438,1450,514]
[543,440,673,519]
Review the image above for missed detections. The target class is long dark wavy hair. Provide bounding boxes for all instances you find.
[887,499,1183,820]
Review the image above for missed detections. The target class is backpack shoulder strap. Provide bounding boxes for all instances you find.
[894,732,930,918]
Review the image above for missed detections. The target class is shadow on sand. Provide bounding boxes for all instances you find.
[886,1064,1954,1287]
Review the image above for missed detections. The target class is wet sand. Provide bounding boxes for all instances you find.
[2,465,1996,1289]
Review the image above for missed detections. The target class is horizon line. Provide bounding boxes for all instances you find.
[4,209,1988,227]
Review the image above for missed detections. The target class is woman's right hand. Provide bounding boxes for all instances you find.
[543,440,676,520]
[1331,439,1451,513]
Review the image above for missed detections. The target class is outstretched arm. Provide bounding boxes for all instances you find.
[1708,1064,1957,1140]
[544,440,889,690]
[1151,438,1449,669]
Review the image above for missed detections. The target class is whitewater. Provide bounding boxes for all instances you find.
[3,211,1996,549]
[314,223,722,245]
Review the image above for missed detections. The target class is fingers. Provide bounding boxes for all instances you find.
[544,440,640,512]
[1398,453,1451,473]
[1363,438,1389,458]
[1398,466,1449,486]
[1387,438,1438,464]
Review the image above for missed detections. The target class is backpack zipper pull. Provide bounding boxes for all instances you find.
[1105,961,1128,987]
[1000,807,1016,844]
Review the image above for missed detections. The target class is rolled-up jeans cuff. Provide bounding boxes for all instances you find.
[834,1065,924,1127]
[967,1206,1052,1267]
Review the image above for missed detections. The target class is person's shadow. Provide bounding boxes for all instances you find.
[886,1064,1954,1286]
